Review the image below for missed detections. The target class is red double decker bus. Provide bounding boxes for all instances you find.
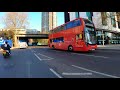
[48,18,97,52]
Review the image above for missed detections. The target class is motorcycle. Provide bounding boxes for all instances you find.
[2,50,10,58]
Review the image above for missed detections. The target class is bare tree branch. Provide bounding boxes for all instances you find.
[2,12,29,29]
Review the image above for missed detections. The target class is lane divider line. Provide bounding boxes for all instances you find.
[34,53,42,61]
[49,68,63,78]
[38,53,54,60]
[72,65,120,78]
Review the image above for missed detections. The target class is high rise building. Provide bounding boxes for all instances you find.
[41,12,57,33]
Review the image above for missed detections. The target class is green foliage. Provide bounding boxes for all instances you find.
[37,39,48,45]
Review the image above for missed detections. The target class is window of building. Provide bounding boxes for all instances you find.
[75,12,79,18]
[101,12,107,26]
[116,12,120,28]
[110,12,116,27]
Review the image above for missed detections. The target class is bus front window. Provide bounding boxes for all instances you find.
[85,27,96,45]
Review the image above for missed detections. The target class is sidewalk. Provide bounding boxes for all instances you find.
[97,44,120,50]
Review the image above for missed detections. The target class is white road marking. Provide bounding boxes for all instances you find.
[38,53,54,60]
[40,59,52,60]
[62,72,92,76]
[34,53,42,61]
[71,53,109,58]
[72,65,120,78]
[30,49,36,52]
[49,68,63,78]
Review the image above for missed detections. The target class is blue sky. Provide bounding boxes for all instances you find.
[0,12,64,31]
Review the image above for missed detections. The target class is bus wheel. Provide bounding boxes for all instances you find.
[68,45,73,51]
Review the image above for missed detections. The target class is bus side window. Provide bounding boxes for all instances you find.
[60,37,64,42]
[66,21,74,29]
[53,38,56,42]
[76,33,83,40]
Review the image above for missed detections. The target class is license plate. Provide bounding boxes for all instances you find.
[91,49,95,51]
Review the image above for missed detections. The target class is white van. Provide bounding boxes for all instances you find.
[19,41,28,49]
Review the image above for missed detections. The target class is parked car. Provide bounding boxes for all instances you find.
[19,41,28,49]
[32,42,37,46]
[28,42,32,46]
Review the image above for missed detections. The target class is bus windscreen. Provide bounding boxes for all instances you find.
[85,26,96,45]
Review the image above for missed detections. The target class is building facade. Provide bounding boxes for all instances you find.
[65,12,120,45]
[41,12,57,33]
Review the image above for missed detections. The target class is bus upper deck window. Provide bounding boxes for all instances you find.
[73,20,81,27]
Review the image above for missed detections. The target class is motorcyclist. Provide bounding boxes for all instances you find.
[2,41,11,54]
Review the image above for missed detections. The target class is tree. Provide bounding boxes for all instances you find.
[0,29,14,40]
[2,12,29,29]
[2,12,29,47]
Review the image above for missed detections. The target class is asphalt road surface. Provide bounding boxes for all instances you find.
[0,47,59,78]
[0,46,120,78]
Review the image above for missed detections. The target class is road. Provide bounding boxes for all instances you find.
[0,46,120,78]
[0,46,59,78]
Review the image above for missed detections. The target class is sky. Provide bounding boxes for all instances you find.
[0,12,65,31]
